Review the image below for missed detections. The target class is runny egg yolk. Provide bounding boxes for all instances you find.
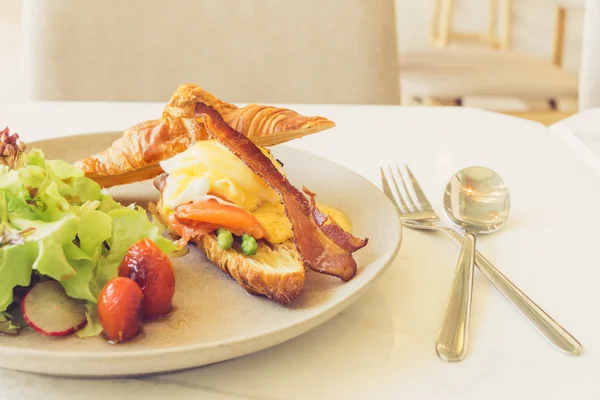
[159,140,352,244]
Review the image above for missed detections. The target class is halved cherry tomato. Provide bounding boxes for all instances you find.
[118,239,176,320]
[98,277,143,343]
[175,199,266,239]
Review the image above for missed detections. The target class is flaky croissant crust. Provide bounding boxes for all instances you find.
[156,196,305,304]
[195,234,305,304]
[75,84,335,187]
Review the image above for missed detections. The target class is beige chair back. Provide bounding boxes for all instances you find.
[22,0,400,105]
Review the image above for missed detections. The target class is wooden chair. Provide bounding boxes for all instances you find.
[430,0,511,50]
[400,0,578,110]
[21,0,400,104]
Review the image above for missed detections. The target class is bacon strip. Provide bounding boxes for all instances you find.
[153,173,168,193]
[303,187,368,253]
[195,102,358,281]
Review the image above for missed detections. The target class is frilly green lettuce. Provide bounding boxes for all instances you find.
[0,148,176,336]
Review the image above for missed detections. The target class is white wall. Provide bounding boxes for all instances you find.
[0,0,587,102]
[0,0,21,100]
[396,0,585,74]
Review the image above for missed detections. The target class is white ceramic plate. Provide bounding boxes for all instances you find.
[0,132,401,377]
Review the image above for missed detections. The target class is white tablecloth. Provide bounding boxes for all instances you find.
[550,107,600,174]
[0,103,598,400]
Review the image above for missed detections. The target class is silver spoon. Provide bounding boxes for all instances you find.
[436,166,510,362]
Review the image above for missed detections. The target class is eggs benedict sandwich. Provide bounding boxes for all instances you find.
[152,103,368,304]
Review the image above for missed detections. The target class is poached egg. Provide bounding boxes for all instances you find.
[159,140,351,243]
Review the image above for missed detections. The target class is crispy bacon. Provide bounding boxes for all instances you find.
[195,102,359,281]
[153,173,168,193]
[303,187,368,253]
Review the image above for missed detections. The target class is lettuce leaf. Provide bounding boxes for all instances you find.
[0,311,19,335]
[60,209,112,303]
[46,159,102,205]
[0,242,36,311]
[89,207,178,297]
[24,148,45,168]
[0,147,176,340]
[76,302,103,338]
[98,190,122,213]
[11,215,79,281]
[107,207,177,255]
[78,209,112,257]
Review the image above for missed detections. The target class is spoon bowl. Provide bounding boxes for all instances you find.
[443,166,510,234]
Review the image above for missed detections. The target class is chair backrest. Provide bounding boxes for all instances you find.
[431,0,569,68]
[430,0,512,50]
[21,0,400,105]
[579,0,600,109]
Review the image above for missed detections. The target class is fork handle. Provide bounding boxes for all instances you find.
[443,228,583,355]
[436,231,476,362]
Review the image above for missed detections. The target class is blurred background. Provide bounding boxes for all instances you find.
[0,0,595,125]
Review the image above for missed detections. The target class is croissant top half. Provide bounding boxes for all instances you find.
[74,84,335,187]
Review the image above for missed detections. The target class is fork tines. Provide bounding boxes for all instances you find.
[381,165,434,215]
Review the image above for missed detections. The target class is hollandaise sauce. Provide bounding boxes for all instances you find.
[160,140,352,243]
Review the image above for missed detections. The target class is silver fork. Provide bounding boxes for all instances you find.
[381,164,582,356]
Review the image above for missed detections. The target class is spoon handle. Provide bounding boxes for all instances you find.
[436,231,476,362]
[443,228,583,355]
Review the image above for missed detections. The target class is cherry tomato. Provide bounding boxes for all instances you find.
[118,238,175,320]
[98,277,143,343]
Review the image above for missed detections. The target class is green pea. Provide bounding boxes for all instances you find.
[217,228,233,250]
[241,234,258,256]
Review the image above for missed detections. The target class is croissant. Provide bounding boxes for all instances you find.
[74,84,335,188]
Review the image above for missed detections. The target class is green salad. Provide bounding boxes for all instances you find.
[0,129,176,337]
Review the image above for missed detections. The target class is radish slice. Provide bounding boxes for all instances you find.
[21,281,87,337]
